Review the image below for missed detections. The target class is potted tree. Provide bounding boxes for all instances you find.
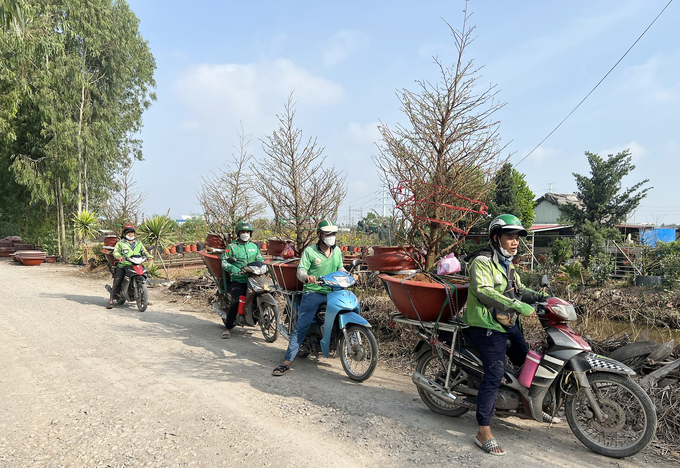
[373,14,503,321]
[251,94,347,291]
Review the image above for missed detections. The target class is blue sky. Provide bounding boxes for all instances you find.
[127,0,679,226]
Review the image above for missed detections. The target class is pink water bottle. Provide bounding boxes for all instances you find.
[518,349,543,388]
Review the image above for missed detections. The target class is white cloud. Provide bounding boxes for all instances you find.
[173,59,344,133]
[322,30,369,67]
[619,55,680,104]
[599,141,649,161]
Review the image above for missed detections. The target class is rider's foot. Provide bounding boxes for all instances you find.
[475,427,506,456]
[107,301,113,309]
[221,329,232,339]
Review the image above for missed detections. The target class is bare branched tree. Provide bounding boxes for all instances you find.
[374,12,506,271]
[198,125,266,242]
[101,170,147,235]
[252,94,347,253]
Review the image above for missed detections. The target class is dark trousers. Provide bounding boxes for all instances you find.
[466,324,529,426]
[111,267,126,299]
[225,281,247,330]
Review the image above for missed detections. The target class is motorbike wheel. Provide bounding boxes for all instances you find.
[258,303,279,343]
[414,352,469,417]
[136,282,149,312]
[564,372,657,458]
[338,325,378,382]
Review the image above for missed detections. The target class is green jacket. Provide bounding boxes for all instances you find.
[221,240,263,283]
[113,239,152,267]
[462,245,545,332]
[298,243,344,294]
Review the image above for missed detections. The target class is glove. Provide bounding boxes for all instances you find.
[516,302,535,317]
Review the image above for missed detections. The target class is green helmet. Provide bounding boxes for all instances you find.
[489,214,527,240]
[235,221,253,233]
[316,219,338,234]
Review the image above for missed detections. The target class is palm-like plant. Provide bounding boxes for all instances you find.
[72,210,100,241]
[71,210,99,265]
[137,216,177,278]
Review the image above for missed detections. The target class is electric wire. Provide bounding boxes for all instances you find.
[515,0,673,167]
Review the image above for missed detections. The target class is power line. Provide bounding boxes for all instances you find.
[515,0,673,167]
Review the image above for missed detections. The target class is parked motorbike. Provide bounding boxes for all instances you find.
[403,275,657,458]
[279,259,378,382]
[105,255,149,312]
[224,258,280,342]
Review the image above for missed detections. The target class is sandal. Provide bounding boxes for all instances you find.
[221,329,232,339]
[542,411,562,424]
[272,364,290,376]
[474,436,506,456]
[106,301,113,309]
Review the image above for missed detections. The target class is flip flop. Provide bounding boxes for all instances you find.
[272,363,290,376]
[474,436,506,456]
[106,302,113,309]
[221,329,232,339]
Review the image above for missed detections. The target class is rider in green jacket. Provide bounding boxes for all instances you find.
[220,221,263,339]
[108,224,152,309]
[462,214,550,456]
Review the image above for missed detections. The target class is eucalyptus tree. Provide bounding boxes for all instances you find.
[0,0,155,256]
[252,94,347,253]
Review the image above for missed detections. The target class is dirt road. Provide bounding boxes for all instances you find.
[0,260,671,467]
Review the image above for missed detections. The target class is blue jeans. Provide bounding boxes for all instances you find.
[284,292,327,363]
[466,324,529,426]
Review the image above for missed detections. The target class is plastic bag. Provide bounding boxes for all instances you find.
[281,241,296,259]
[437,253,461,275]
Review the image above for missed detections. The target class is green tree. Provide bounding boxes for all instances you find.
[0,0,156,258]
[486,162,535,228]
[560,150,650,267]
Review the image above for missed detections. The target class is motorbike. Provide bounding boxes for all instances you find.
[278,259,378,382]
[105,255,149,312]
[224,258,280,342]
[400,274,657,458]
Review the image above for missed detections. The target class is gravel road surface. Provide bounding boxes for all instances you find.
[0,261,671,467]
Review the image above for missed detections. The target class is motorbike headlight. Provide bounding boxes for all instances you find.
[550,303,577,321]
[248,277,264,293]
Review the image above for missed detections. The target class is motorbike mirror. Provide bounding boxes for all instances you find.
[226,257,237,264]
[348,258,361,272]
[539,274,549,288]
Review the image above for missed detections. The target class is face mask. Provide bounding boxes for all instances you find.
[322,235,336,247]
[239,233,251,242]
[126,234,134,241]
[499,246,513,258]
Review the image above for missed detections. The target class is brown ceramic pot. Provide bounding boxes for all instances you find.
[265,259,303,291]
[366,246,418,272]
[378,273,469,321]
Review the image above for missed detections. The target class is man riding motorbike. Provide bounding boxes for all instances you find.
[220,221,263,339]
[462,214,551,456]
[272,219,355,376]
[108,225,152,309]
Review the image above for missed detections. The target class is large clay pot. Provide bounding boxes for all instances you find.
[16,250,46,266]
[206,233,226,249]
[199,251,229,286]
[44,255,58,263]
[190,244,197,252]
[378,273,469,322]
[266,239,289,257]
[366,246,418,272]
[169,245,177,254]
[104,235,118,247]
[265,259,303,291]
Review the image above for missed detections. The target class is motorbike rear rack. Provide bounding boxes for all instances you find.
[389,313,462,333]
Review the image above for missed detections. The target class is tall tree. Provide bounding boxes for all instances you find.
[252,94,347,253]
[486,162,535,228]
[560,150,650,266]
[198,125,266,241]
[374,12,504,270]
[0,0,156,255]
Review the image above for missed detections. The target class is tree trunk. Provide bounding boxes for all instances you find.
[56,182,62,258]
[57,178,67,262]
[84,155,89,212]
[76,67,87,214]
